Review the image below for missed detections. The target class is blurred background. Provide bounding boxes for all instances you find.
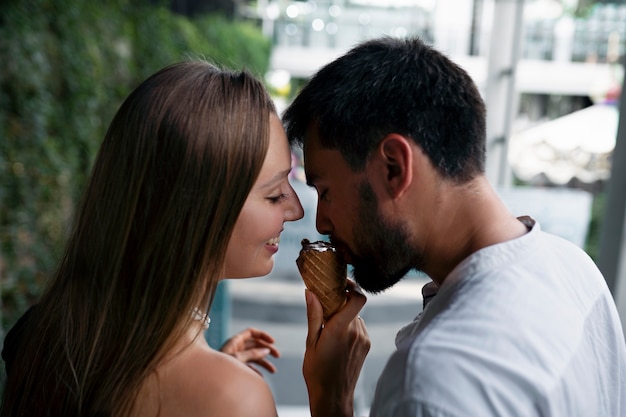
[1,0,625,414]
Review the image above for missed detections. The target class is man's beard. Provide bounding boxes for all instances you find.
[349,181,424,294]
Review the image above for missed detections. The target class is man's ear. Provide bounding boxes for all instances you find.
[375,134,413,198]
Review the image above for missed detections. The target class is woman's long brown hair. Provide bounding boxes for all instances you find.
[1,61,276,416]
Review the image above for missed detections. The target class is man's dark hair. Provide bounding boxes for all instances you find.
[283,36,486,182]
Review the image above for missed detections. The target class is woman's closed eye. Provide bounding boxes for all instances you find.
[267,193,287,204]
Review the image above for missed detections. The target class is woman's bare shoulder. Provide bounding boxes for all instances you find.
[135,343,278,417]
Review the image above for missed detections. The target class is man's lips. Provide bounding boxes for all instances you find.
[330,240,353,265]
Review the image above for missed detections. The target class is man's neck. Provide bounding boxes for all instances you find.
[420,176,529,285]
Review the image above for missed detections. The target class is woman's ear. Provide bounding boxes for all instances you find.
[376,134,413,198]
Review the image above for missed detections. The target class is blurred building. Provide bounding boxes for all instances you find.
[249,0,623,182]
[238,0,626,330]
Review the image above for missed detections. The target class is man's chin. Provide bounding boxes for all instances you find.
[353,267,409,294]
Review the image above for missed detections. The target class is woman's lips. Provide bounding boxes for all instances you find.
[265,236,280,254]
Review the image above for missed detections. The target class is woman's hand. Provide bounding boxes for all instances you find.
[220,327,281,375]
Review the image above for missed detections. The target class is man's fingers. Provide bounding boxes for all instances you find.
[305,289,324,348]
[325,280,367,328]
[345,279,365,296]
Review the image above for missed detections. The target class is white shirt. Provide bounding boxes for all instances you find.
[369,218,626,417]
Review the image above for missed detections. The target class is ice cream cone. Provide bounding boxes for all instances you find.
[296,239,347,321]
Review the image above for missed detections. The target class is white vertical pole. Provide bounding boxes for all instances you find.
[598,56,626,335]
[484,0,525,188]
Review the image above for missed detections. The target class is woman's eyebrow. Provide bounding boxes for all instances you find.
[260,168,292,189]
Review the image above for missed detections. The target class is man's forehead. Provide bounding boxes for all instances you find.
[303,131,334,185]
[303,122,322,146]
[302,146,320,186]
[302,127,324,161]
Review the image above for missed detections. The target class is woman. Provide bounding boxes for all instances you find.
[1,61,304,416]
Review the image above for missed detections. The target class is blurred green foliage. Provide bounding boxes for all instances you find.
[0,0,271,340]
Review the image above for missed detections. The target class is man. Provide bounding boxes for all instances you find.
[284,36,626,417]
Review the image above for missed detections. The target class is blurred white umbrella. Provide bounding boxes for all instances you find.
[509,103,619,184]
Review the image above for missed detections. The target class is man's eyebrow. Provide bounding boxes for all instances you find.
[260,168,292,189]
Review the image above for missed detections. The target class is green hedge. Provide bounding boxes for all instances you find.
[0,0,271,340]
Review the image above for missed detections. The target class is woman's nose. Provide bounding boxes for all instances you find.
[285,190,304,222]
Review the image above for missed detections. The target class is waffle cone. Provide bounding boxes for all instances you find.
[296,240,347,321]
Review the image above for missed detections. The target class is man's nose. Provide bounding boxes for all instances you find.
[315,203,333,235]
